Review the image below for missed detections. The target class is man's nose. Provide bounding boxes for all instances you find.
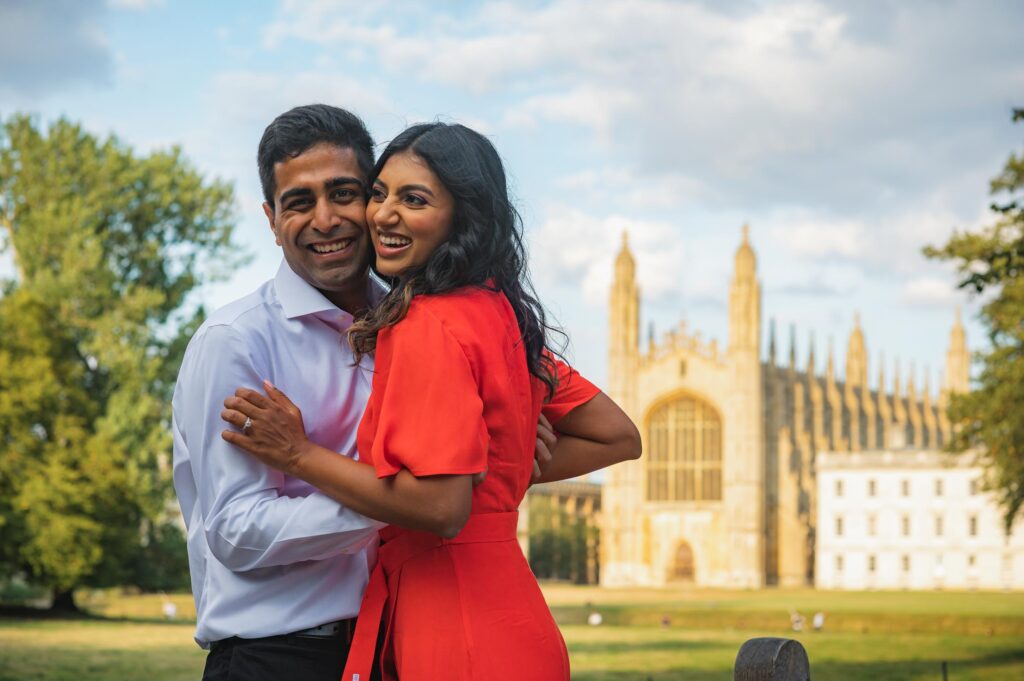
[311,198,341,232]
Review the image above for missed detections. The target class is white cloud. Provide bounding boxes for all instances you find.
[555,167,710,207]
[530,207,686,306]
[765,198,992,275]
[260,0,1022,214]
[504,86,639,141]
[770,218,868,260]
[902,276,960,307]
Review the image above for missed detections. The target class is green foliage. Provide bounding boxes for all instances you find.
[925,108,1024,532]
[528,495,598,583]
[0,114,241,598]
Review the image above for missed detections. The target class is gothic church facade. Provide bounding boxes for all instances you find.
[600,227,969,587]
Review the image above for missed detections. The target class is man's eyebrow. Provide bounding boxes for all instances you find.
[278,187,313,205]
[325,176,365,191]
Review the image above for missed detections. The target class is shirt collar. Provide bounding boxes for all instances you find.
[274,260,389,324]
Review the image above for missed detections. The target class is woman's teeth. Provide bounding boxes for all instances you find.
[310,239,352,254]
[379,234,412,248]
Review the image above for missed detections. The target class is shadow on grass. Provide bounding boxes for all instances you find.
[0,605,195,627]
[569,639,726,655]
[572,667,727,681]
[571,643,1024,681]
[809,648,1024,681]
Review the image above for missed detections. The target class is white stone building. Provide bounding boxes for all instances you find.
[816,449,1024,590]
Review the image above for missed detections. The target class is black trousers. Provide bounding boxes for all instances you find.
[202,633,355,681]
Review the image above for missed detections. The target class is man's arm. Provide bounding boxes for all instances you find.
[173,324,381,572]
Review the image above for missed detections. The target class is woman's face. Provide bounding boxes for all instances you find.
[366,151,455,277]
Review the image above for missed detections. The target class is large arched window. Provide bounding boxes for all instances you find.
[646,396,722,501]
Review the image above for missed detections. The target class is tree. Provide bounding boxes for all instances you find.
[0,115,241,608]
[925,108,1024,533]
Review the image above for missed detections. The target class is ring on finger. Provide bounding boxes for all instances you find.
[242,416,253,434]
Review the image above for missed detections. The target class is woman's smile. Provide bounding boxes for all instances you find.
[366,150,454,277]
[374,230,413,256]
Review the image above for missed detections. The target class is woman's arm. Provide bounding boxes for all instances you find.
[533,392,641,484]
[222,382,472,538]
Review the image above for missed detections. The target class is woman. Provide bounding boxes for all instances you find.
[221,122,641,680]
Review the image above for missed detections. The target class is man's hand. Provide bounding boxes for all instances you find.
[532,413,558,483]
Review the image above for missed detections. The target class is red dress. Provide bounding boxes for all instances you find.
[342,286,599,681]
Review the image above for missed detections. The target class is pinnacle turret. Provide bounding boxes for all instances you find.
[845,312,868,388]
[944,306,970,394]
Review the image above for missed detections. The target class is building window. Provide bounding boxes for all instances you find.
[935,478,944,496]
[836,479,844,497]
[935,515,944,537]
[969,478,979,495]
[835,515,844,537]
[867,514,877,537]
[968,554,976,567]
[836,554,843,572]
[868,555,877,572]
[901,479,910,496]
[645,396,722,502]
[902,555,910,572]
[969,515,978,537]
[902,515,910,537]
[868,479,877,497]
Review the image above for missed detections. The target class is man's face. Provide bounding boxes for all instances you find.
[263,143,371,311]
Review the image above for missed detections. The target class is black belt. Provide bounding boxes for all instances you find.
[210,618,358,653]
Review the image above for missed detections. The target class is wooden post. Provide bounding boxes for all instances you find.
[734,637,810,681]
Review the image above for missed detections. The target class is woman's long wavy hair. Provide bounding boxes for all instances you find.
[348,122,564,396]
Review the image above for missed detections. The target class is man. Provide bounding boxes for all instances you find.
[172,104,387,680]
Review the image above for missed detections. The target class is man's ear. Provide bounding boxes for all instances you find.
[263,202,281,246]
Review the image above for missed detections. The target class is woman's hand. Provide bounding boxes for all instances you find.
[221,380,311,475]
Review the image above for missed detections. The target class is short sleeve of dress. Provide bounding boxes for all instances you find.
[368,304,490,478]
[541,356,601,424]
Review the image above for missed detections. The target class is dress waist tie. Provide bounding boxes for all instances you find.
[341,510,520,681]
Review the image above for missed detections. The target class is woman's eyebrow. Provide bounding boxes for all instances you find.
[397,183,436,197]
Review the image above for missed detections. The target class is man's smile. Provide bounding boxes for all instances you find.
[307,236,357,255]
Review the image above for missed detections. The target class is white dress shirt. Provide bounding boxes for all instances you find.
[172,261,386,647]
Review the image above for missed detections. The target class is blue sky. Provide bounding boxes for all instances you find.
[2,0,1022,390]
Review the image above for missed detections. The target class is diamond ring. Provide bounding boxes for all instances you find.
[242,416,253,434]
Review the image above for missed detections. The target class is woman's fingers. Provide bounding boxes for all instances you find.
[235,387,272,409]
[221,408,249,429]
[262,379,293,406]
[223,391,267,417]
[221,428,258,453]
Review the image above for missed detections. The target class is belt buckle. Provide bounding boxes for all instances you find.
[294,619,353,639]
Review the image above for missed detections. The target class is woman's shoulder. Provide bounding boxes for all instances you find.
[404,285,514,344]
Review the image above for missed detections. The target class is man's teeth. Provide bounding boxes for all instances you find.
[379,234,412,248]
[310,239,352,254]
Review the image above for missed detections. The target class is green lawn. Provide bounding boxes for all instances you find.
[1,586,1022,680]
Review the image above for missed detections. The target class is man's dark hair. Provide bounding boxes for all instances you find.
[257,104,375,207]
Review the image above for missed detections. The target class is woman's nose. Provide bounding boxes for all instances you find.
[372,199,399,226]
